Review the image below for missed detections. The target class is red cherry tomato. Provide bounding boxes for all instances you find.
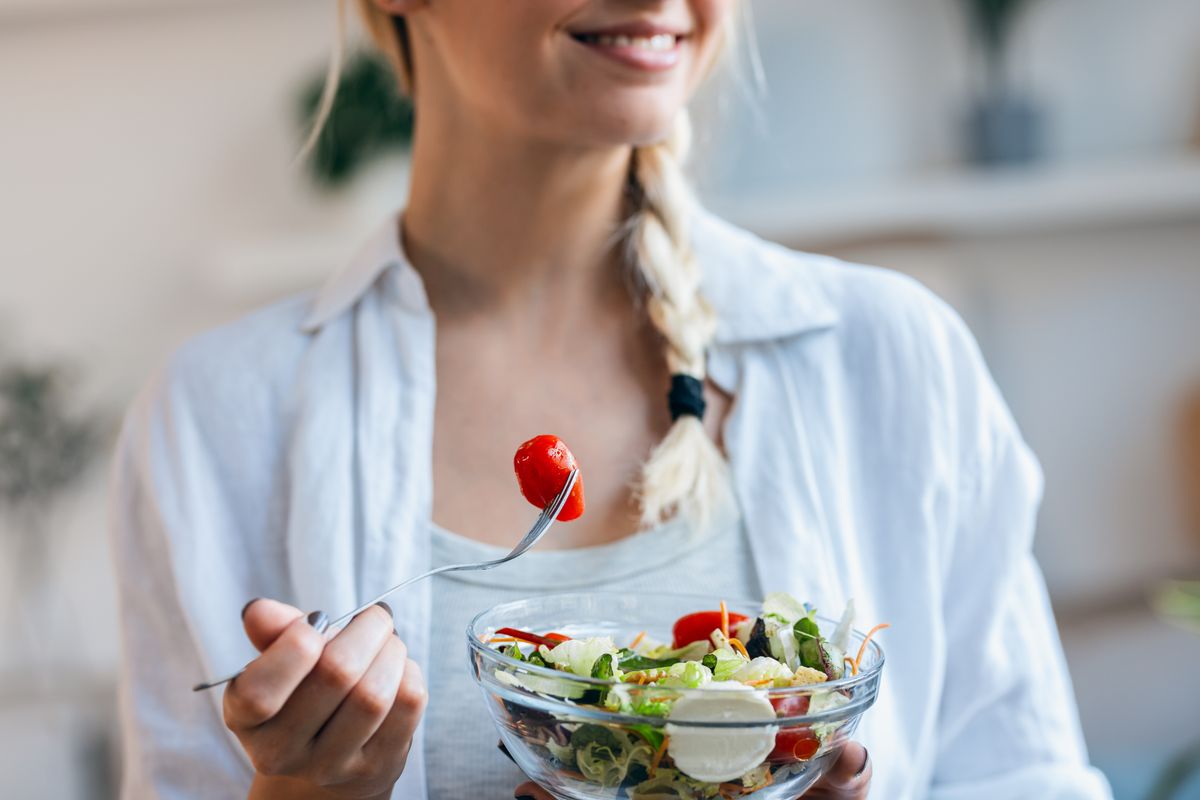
[770,694,818,762]
[770,694,811,717]
[671,610,749,648]
[771,727,821,762]
[513,435,585,521]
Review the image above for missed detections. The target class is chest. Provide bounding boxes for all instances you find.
[428,326,731,550]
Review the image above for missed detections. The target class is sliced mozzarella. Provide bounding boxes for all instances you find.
[664,682,778,783]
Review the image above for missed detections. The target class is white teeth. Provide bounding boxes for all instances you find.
[591,33,678,51]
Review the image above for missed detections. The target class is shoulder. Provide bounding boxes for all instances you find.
[694,206,975,373]
[168,292,315,400]
[697,208,1016,467]
[118,292,317,471]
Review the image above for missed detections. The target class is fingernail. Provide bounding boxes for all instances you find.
[852,747,870,779]
[241,598,260,619]
[306,610,329,633]
[376,601,393,617]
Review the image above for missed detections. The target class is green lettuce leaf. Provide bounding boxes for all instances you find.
[660,660,712,689]
[546,637,618,677]
[706,646,750,681]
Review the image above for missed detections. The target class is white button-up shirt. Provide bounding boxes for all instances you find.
[110,204,1111,799]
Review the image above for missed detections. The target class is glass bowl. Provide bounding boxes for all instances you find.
[468,592,884,800]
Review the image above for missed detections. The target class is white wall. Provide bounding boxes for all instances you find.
[0,4,394,795]
[693,0,1200,194]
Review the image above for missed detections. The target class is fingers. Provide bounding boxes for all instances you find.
[311,635,408,762]
[224,613,325,730]
[363,656,427,763]
[807,742,871,799]
[828,742,870,786]
[242,599,305,652]
[267,605,397,742]
[514,781,555,800]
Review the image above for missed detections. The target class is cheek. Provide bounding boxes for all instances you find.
[437,5,571,118]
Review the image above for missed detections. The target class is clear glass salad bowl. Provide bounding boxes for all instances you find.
[468,592,885,800]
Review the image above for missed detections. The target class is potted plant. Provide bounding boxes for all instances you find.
[0,357,105,675]
[958,0,1043,165]
[1149,581,1200,799]
[298,50,415,189]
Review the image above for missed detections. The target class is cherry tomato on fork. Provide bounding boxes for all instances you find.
[513,435,585,521]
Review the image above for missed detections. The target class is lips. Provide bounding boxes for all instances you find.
[568,19,690,39]
[567,23,690,72]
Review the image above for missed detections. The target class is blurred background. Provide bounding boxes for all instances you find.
[2,0,1199,797]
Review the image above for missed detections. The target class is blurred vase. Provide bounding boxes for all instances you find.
[966,89,1044,165]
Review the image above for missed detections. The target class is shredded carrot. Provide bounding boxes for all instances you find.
[729,637,750,660]
[630,630,647,650]
[720,600,730,639]
[738,768,775,792]
[852,623,890,675]
[649,734,670,777]
[486,636,520,644]
[747,677,775,687]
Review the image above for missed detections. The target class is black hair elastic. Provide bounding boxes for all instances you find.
[668,373,706,422]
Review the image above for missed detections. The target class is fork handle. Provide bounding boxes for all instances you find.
[191,612,332,692]
[192,563,496,692]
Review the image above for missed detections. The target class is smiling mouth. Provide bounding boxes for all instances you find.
[570,32,685,52]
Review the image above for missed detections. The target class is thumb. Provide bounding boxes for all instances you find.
[514,780,555,800]
[241,598,306,652]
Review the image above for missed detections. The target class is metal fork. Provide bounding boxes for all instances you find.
[192,467,579,692]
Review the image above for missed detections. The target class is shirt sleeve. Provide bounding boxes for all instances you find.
[928,315,1111,799]
[108,378,253,799]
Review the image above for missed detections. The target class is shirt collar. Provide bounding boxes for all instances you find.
[300,205,839,343]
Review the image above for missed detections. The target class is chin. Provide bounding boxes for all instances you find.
[573,92,688,148]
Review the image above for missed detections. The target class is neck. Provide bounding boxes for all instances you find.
[402,113,635,319]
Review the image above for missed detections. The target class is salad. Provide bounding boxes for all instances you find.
[482,593,888,797]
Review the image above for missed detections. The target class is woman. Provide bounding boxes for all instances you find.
[110,1,1111,798]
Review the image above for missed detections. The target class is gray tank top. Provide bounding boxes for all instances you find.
[422,501,762,799]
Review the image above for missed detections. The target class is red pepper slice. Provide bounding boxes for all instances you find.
[671,610,749,648]
[495,627,570,648]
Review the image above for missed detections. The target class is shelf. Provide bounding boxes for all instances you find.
[707,154,1200,246]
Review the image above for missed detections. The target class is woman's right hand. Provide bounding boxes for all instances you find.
[223,599,427,800]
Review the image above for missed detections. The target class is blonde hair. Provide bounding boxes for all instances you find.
[312,0,745,529]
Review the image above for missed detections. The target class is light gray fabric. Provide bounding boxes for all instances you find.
[423,501,759,800]
[109,203,1111,799]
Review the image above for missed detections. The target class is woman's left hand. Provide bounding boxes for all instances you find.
[512,742,871,800]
